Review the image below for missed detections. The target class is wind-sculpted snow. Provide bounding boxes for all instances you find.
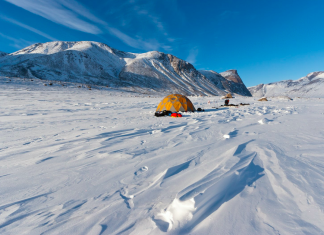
[249,71,324,98]
[1,77,324,234]
[0,41,251,96]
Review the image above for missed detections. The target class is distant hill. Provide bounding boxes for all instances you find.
[249,72,324,98]
[0,41,251,96]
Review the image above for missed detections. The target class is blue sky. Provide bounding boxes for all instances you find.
[1,0,323,87]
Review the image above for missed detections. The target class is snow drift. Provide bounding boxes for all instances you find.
[1,77,324,234]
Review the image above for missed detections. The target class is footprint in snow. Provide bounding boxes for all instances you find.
[134,166,148,176]
[258,118,273,124]
[119,188,134,209]
[223,130,238,139]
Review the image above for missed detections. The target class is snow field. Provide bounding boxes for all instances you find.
[1,77,324,234]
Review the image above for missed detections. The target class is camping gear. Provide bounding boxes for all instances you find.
[225,93,233,98]
[258,97,268,101]
[155,111,164,117]
[170,113,182,118]
[156,94,195,112]
[171,113,183,118]
[221,104,239,107]
[154,110,172,117]
[224,99,229,106]
[197,108,205,112]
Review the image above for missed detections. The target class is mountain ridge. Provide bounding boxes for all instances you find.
[248,71,324,98]
[0,41,251,96]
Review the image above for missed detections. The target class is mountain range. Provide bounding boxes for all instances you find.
[0,41,251,96]
[248,71,324,98]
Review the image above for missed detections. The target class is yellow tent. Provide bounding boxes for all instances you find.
[156,94,195,112]
[225,93,233,98]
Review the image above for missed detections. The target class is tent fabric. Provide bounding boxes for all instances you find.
[225,93,233,98]
[258,97,268,101]
[156,94,195,112]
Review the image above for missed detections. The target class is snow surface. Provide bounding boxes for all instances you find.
[1,77,324,234]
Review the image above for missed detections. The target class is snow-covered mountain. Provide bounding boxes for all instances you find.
[249,71,324,98]
[200,69,252,96]
[0,41,251,96]
[0,51,8,57]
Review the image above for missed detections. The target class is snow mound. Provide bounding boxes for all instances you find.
[258,118,272,124]
[154,198,195,232]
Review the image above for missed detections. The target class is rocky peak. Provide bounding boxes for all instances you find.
[220,69,243,84]
[167,54,197,76]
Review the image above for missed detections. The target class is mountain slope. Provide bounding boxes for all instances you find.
[0,51,7,57]
[200,69,252,96]
[0,41,251,96]
[249,72,324,98]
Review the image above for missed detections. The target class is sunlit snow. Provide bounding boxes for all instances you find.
[1,77,324,234]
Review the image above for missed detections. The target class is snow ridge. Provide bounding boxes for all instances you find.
[249,71,324,98]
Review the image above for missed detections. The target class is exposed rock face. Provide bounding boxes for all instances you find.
[200,69,252,96]
[0,41,251,96]
[248,71,324,98]
[220,69,243,84]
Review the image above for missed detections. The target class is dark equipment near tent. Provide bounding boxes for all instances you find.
[154,110,172,117]
[221,99,239,107]
[197,108,205,112]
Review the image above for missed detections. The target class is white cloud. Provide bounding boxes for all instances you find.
[59,0,107,25]
[186,47,199,64]
[5,0,102,34]
[0,32,34,50]
[107,27,164,51]
[0,15,57,41]
[5,0,175,52]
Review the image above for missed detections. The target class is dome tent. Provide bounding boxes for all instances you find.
[221,93,233,99]
[258,97,268,101]
[156,94,195,112]
[225,93,233,98]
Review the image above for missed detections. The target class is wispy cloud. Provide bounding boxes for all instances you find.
[0,32,34,50]
[129,1,176,44]
[5,0,176,52]
[0,15,57,41]
[186,47,199,64]
[5,0,102,34]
